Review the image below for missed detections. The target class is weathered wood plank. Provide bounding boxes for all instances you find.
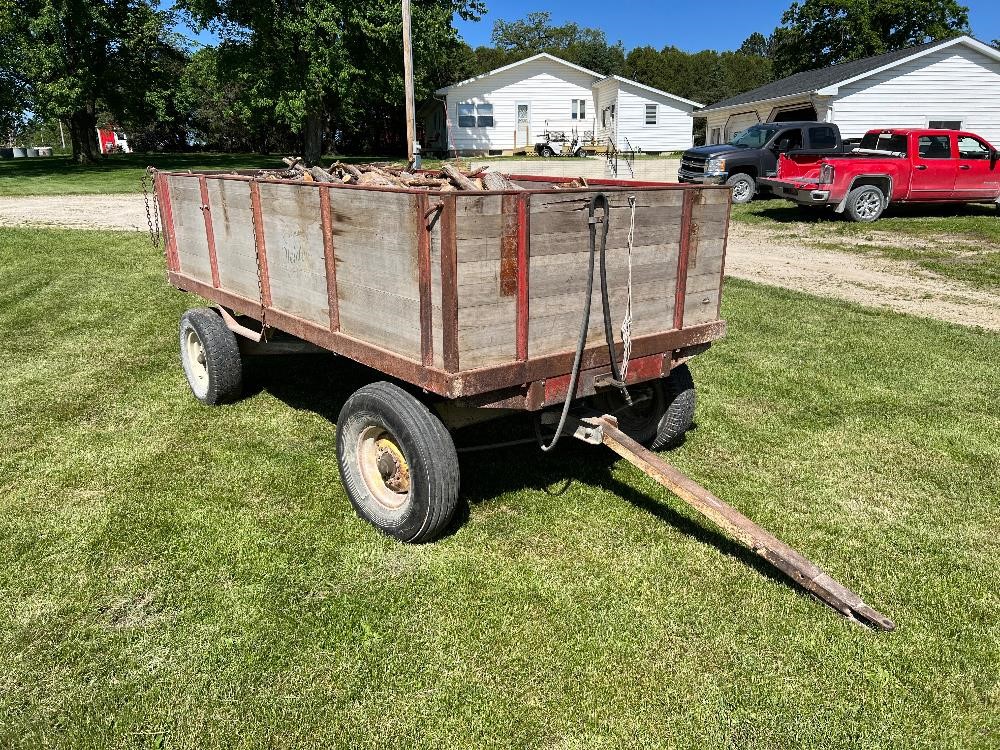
[205,179,260,300]
[168,175,213,284]
[257,182,330,326]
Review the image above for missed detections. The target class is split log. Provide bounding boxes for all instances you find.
[309,166,336,183]
[481,171,524,191]
[335,162,363,181]
[441,163,478,191]
[357,171,396,187]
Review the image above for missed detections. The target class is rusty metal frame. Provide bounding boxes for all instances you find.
[416,193,434,367]
[156,176,179,273]
[248,180,273,307]
[674,190,695,330]
[198,175,221,288]
[440,194,460,373]
[319,185,340,331]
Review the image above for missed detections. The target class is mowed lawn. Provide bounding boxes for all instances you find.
[0,153,462,197]
[1,225,998,749]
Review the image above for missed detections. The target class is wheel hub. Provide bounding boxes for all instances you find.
[185,329,208,388]
[357,427,411,509]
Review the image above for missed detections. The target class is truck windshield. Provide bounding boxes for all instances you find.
[728,125,782,148]
[858,132,908,155]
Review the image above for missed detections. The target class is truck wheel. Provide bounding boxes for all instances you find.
[726,173,756,204]
[179,308,243,405]
[845,185,886,222]
[337,382,460,544]
[593,364,696,449]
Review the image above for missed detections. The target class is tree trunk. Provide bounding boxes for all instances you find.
[303,109,323,166]
[69,106,100,164]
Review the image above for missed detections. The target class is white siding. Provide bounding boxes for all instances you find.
[614,82,695,152]
[832,46,1000,144]
[443,60,599,153]
[593,78,618,146]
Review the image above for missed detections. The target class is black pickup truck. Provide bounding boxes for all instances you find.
[678,122,847,203]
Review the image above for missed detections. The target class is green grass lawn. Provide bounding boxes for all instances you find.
[734,198,1000,288]
[0,153,466,197]
[1,226,999,748]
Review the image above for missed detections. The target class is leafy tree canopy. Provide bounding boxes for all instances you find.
[770,0,970,76]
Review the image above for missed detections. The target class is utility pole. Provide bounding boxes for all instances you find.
[402,0,416,163]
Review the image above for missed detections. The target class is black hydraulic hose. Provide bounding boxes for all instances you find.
[539,194,605,452]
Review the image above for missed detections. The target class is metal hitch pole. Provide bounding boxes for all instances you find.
[576,414,896,631]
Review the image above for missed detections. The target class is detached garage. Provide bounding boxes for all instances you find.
[698,35,1000,146]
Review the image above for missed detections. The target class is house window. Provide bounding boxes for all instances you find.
[918,135,952,159]
[929,119,962,130]
[645,104,657,125]
[572,99,587,120]
[458,102,493,128]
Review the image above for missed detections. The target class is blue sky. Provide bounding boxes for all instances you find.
[176,0,1000,52]
[454,0,1000,52]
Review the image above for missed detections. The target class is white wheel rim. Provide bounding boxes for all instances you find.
[856,191,882,220]
[357,426,410,510]
[184,328,210,398]
[732,179,752,202]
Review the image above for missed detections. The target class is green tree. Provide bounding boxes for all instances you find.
[771,0,970,76]
[488,11,626,75]
[1,0,180,162]
[178,0,483,164]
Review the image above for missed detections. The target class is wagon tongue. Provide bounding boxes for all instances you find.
[576,414,896,631]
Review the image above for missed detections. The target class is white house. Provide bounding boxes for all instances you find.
[422,53,702,156]
[698,35,1000,147]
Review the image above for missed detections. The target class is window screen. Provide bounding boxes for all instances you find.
[457,103,475,128]
[929,120,962,130]
[572,99,587,120]
[808,126,837,149]
[918,135,952,159]
[645,104,657,125]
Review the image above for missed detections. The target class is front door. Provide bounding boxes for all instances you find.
[955,134,1000,199]
[516,103,530,149]
[909,133,959,199]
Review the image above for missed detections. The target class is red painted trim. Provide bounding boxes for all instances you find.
[198,175,221,288]
[440,195,459,373]
[156,174,180,272]
[674,191,695,330]
[248,181,272,307]
[516,193,530,361]
[319,186,339,331]
[169,270,724,402]
[417,194,434,368]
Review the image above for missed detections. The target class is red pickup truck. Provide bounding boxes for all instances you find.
[759,128,1000,221]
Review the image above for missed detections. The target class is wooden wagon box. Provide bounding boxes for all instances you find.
[155,171,731,409]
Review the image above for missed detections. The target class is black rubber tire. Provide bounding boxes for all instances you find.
[593,363,696,449]
[540,146,555,158]
[650,363,696,450]
[844,185,886,222]
[336,381,460,543]
[179,308,243,405]
[726,173,757,204]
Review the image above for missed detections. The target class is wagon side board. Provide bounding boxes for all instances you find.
[157,171,730,405]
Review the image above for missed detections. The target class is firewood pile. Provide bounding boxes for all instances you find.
[254,158,527,191]
[253,158,593,191]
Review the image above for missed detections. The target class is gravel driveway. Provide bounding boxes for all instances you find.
[2,193,998,331]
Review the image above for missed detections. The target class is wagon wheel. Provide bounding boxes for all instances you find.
[592,364,696,449]
[337,382,459,543]
[179,308,243,405]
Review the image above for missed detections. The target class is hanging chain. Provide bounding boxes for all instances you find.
[140,170,162,250]
[249,178,268,339]
[619,194,636,381]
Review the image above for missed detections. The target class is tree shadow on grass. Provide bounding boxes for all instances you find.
[247,352,788,586]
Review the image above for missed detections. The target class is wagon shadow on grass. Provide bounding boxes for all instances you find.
[245,353,785,586]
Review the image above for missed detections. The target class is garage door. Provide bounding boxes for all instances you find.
[726,112,760,141]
